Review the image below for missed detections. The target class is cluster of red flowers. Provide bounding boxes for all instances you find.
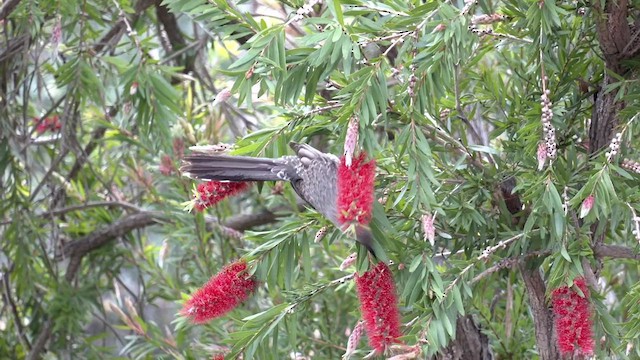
[181,260,257,324]
[193,181,251,211]
[354,261,402,354]
[337,153,376,225]
[33,115,62,134]
[552,277,594,356]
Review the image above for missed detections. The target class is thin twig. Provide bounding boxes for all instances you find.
[2,270,32,351]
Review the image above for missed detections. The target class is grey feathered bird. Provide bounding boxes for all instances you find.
[181,142,375,254]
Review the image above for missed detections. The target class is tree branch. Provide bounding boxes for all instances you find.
[206,201,307,233]
[62,212,160,258]
[2,270,31,351]
[471,250,551,285]
[0,0,22,21]
[594,243,640,260]
[519,264,559,360]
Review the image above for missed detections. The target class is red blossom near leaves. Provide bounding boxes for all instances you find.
[355,261,402,354]
[552,277,594,357]
[211,355,224,360]
[337,152,376,226]
[181,260,257,324]
[192,181,251,212]
[33,115,62,134]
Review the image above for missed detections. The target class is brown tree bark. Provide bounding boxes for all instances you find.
[433,315,493,360]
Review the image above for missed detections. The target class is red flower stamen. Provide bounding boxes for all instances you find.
[337,153,375,226]
[181,260,257,324]
[193,181,251,212]
[552,277,594,356]
[355,261,402,354]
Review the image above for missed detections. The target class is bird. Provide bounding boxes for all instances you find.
[180,141,375,254]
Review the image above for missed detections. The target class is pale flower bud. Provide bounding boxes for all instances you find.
[50,16,62,58]
[422,213,436,246]
[343,321,364,359]
[158,239,169,267]
[580,194,594,219]
[314,226,328,243]
[339,253,357,271]
[212,88,232,106]
[129,82,138,96]
[537,143,547,171]
[344,117,359,168]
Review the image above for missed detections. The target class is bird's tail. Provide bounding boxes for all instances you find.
[181,153,291,182]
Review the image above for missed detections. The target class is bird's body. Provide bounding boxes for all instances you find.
[181,142,374,253]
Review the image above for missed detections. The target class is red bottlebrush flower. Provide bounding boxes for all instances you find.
[580,195,594,219]
[192,181,251,212]
[34,117,48,134]
[182,260,257,324]
[159,154,174,176]
[337,153,376,226]
[212,355,224,360]
[355,261,402,354]
[552,277,594,357]
[33,115,62,134]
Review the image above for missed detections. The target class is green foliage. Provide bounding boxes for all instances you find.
[1,0,640,359]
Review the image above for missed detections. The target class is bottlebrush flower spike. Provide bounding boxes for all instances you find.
[192,181,251,212]
[337,153,376,225]
[344,116,359,167]
[343,320,364,359]
[552,277,594,357]
[33,115,62,134]
[355,261,402,354]
[181,260,257,324]
[580,195,594,219]
[421,212,436,246]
